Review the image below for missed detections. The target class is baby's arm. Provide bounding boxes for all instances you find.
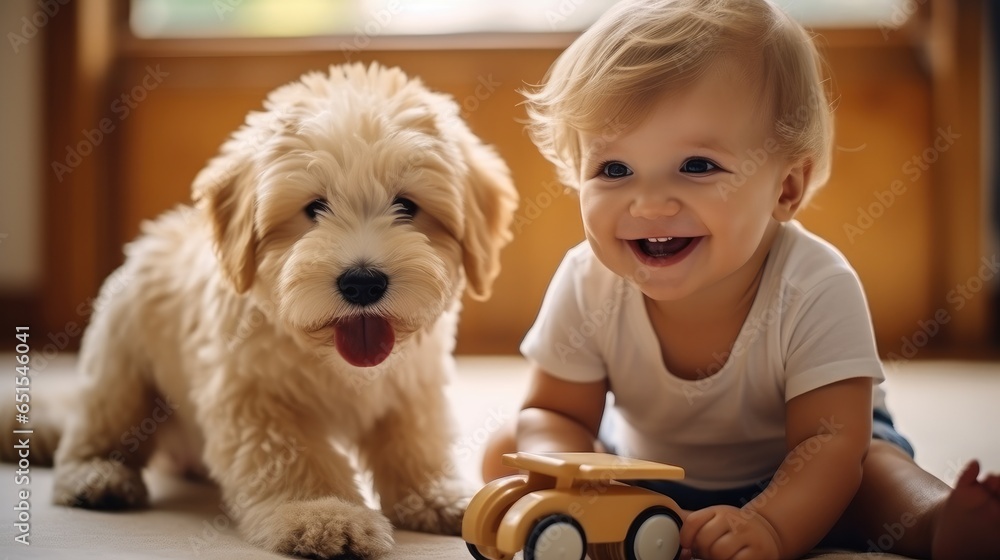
[516,365,608,453]
[682,376,873,560]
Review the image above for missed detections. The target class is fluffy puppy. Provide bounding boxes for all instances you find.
[47,62,518,558]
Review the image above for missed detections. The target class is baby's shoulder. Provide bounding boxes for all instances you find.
[770,221,859,292]
[559,241,631,304]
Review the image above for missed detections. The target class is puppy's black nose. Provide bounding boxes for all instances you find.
[337,267,389,306]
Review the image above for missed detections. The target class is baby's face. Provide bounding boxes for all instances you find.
[578,64,795,303]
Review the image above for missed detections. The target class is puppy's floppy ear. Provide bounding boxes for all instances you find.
[457,133,519,301]
[192,138,257,294]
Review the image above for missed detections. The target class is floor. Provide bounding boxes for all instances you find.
[0,354,997,559]
[448,357,1000,485]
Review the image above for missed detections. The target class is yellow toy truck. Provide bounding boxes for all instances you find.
[463,452,686,560]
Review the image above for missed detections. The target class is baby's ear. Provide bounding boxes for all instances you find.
[773,159,811,221]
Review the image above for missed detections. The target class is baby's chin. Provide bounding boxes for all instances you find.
[633,280,703,305]
[627,260,710,303]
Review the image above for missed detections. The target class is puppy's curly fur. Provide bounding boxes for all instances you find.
[41,63,518,558]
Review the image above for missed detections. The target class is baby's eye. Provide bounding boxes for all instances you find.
[680,158,719,174]
[601,161,633,179]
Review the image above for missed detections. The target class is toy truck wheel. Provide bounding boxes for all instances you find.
[524,513,587,560]
[624,506,682,560]
[466,542,493,560]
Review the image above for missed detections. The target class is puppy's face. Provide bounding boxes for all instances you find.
[192,63,517,368]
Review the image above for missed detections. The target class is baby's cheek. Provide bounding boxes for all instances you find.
[580,195,613,228]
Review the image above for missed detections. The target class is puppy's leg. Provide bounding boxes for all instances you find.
[52,344,159,510]
[361,389,470,536]
[199,389,394,560]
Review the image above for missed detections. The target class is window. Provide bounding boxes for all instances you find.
[131,0,917,39]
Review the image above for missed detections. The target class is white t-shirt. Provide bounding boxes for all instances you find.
[520,220,886,489]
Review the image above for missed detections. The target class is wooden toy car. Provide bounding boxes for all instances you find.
[463,452,686,560]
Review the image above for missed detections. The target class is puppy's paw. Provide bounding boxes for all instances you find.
[53,459,148,510]
[251,497,394,559]
[387,482,470,536]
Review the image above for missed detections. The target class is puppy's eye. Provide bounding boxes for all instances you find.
[305,199,331,221]
[393,197,418,220]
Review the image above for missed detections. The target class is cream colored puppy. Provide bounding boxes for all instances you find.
[49,62,518,559]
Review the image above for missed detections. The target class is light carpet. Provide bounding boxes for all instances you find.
[1,355,998,559]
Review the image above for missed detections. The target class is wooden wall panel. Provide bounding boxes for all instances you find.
[39,0,117,349]
[112,42,940,356]
[22,10,970,361]
[801,43,935,356]
[928,0,988,348]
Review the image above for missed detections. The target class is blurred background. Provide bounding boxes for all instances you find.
[0,0,997,359]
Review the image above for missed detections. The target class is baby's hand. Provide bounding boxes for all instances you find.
[679,505,781,560]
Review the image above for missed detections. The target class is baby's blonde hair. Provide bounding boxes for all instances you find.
[523,0,833,205]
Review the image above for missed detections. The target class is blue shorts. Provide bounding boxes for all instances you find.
[601,407,915,512]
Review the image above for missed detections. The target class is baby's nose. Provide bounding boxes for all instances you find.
[630,194,681,219]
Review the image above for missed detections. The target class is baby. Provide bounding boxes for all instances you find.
[482,0,1000,558]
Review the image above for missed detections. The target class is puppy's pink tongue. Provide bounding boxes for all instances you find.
[334,316,395,367]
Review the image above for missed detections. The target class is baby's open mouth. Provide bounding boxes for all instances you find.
[635,237,694,258]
